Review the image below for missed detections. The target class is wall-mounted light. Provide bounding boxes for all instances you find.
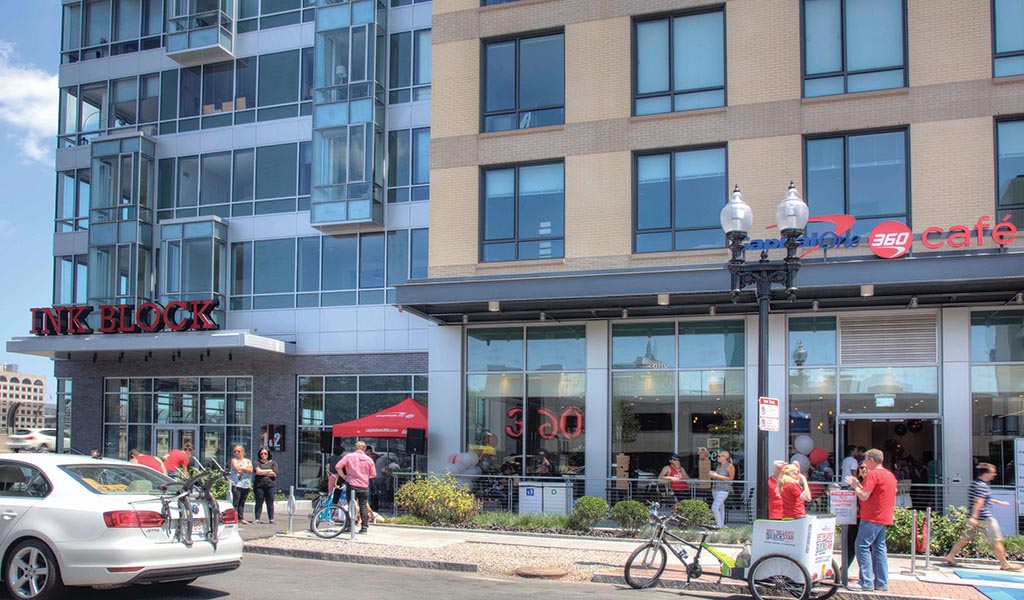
[657,294,670,306]
[621,309,629,319]
[1016,292,1023,305]
[462,315,469,324]
[709,306,716,316]
[539,312,547,321]
[488,301,500,312]
[909,296,918,309]
[860,284,874,297]
[812,300,820,312]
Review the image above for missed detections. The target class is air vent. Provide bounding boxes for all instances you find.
[840,314,937,365]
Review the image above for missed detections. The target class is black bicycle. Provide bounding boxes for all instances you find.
[624,503,839,600]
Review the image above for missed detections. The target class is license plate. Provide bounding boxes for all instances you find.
[192,521,206,537]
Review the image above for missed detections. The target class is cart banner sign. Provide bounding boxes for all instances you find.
[758,397,780,432]
[29,301,220,335]
[829,488,858,525]
[753,516,836,582]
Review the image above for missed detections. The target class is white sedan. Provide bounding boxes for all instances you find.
[0,453,242,599]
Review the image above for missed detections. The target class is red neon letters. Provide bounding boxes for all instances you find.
[920,215,1018,250]
[505,405,585,440]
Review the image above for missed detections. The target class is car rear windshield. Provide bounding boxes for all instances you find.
[12,430,30,436]
[61,464,173,495]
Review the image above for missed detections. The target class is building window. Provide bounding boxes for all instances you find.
[997,119,1024,227]
[483,32,564,132]
[971,310,1024,485]
[387,128,429,203]
[805,129,908,237]
[56,169,91,232]
[634,8,725,116]
[635,147,727,253]
[994,0,1024,77]
[481,162,564,262]
[54,255,89,306]
[803,0,906,97]
[389,29,431,104]
[481,0,519,5]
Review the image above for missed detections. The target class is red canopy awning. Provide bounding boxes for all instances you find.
[331,397,428,439]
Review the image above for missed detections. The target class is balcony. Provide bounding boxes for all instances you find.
[166,0,235,66]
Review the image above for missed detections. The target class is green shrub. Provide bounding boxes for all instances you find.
[611,500,648,533]
[394,473,481,524]
[390,514,430,526]
[568,496,609,531]
[886,505,975,556]
[674,499,714,528]
[472,511,570,530]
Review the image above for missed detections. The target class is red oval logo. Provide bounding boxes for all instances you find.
[868,221,913,259]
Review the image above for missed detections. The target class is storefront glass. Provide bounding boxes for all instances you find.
[971,310,1024,485]
[464,325,586,477]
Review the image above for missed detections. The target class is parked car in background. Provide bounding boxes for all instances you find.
[6,429,60,452]
[0,453,242,599]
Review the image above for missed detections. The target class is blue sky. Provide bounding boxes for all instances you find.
[0,2,63,397]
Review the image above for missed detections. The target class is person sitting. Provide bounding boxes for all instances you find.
[778,462,812,519]
[767,460,788,519]
[658,454,690,502]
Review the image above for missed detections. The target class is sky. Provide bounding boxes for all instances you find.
[0,2,64,399]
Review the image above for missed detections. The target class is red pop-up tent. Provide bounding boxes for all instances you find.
[331,397,428,438]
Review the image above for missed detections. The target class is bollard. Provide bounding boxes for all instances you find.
[349,487,357,541]
[903,510,918,575]
[923,507,933,571]
[286,485,295,534]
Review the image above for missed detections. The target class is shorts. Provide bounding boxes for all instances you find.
[967,517,1003,544]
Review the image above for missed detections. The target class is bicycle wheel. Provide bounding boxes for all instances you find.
[624,542,668,589]
[748,554,811,600]
[310,503,349,539]
[808,560,840,600]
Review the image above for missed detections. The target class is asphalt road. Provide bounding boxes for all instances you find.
[30,554,746,599]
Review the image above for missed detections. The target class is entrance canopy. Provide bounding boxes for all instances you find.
[332,398,427,438]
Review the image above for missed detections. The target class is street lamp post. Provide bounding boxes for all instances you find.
[720,183,809,520]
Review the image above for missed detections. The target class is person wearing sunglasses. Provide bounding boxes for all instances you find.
[253,447,279,524]
[229,445,254,524]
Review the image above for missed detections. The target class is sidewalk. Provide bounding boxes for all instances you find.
[240,521,1024,599]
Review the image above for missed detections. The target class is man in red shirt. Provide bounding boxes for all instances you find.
[845,448,896,592]
[337,441,377,534]
[766,460,787,519]
[163,442,194,477]
[129,448,168,476]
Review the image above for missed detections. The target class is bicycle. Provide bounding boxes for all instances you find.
[624,502,839,600]
[309,490,351,539]
[156,460,232,549]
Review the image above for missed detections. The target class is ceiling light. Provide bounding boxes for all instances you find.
[812,300,819,312]
[860,285,874,297]
[488,301,500,312]
[657,294,670,306]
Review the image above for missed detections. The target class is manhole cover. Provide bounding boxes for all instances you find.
[514,567,568,579]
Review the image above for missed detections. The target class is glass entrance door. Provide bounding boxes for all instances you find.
[839,417,941,509]
[154,426,198,460]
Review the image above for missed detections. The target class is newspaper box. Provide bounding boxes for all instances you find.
[752,515,836,582]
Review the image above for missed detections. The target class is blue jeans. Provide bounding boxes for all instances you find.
[855,521,889,590]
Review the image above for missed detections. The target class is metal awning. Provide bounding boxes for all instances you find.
[395,250,1024,324]
[6,329,295,360]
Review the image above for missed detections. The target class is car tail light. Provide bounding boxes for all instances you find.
[24,435,34,441]
[103,510,166,528]
[221,508,238,524]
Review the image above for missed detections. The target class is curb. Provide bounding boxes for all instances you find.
[243,542,479,573]
[590,572,939,600]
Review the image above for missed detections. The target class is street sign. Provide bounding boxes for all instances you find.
[758,396,780,432]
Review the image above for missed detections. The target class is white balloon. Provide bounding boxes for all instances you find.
[794,434,815,455]
[457,452,478,468]
[468,465,482,475]
[791,453,810,474]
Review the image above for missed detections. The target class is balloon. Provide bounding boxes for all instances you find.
[794,435,814,455]
[468,466,482,475]
[809,448,829,466]
[894,423,908,436]
[791,453,810,474]
[908,419,923,434]
[457,452,478,468]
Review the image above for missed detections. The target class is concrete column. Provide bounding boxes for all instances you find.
[942,307,972,509]
[584,321,609,499]
[427,324,463,473]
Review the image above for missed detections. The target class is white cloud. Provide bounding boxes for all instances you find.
[0,41,57,167]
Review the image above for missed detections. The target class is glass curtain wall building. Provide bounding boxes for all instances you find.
[14,0,435,490]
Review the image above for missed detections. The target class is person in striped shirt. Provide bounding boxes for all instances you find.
[944,463,1022,570]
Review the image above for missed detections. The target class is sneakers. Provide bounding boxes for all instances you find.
[358,528,368,534]
[847,584,875,592]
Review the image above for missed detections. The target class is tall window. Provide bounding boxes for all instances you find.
[483,32,564,132]
[970,310,1024,485]
[805,129,908,237]
[803,0,906,97]
[635,147,726,253]
[481,162,564,262]
[994,0,1024,77]
[389,29,431,104]
[634,8,725,116]
[387,128,429,203]
[997,119,1024,227]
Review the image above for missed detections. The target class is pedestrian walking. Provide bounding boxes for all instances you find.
[767,460,787,520]
[708,450,735,528]
[945,463,1022,570]
[253,447,279,524]
[845,448,897,592]
[163,442,195,478]
[337,440,377,534]
[230,445,254,524]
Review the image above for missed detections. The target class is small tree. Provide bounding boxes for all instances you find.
[394,473,481,524]
[568,496,609,531]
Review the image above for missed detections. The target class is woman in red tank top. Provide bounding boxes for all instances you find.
[659,454,690,501]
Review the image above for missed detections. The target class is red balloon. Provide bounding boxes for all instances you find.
[809,448,829,466]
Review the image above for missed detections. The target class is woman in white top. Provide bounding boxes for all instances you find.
[229,445,254,524]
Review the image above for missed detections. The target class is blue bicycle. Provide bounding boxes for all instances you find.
[310,491,350,538]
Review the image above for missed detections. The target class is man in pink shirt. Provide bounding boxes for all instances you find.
[337,440,377,533]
